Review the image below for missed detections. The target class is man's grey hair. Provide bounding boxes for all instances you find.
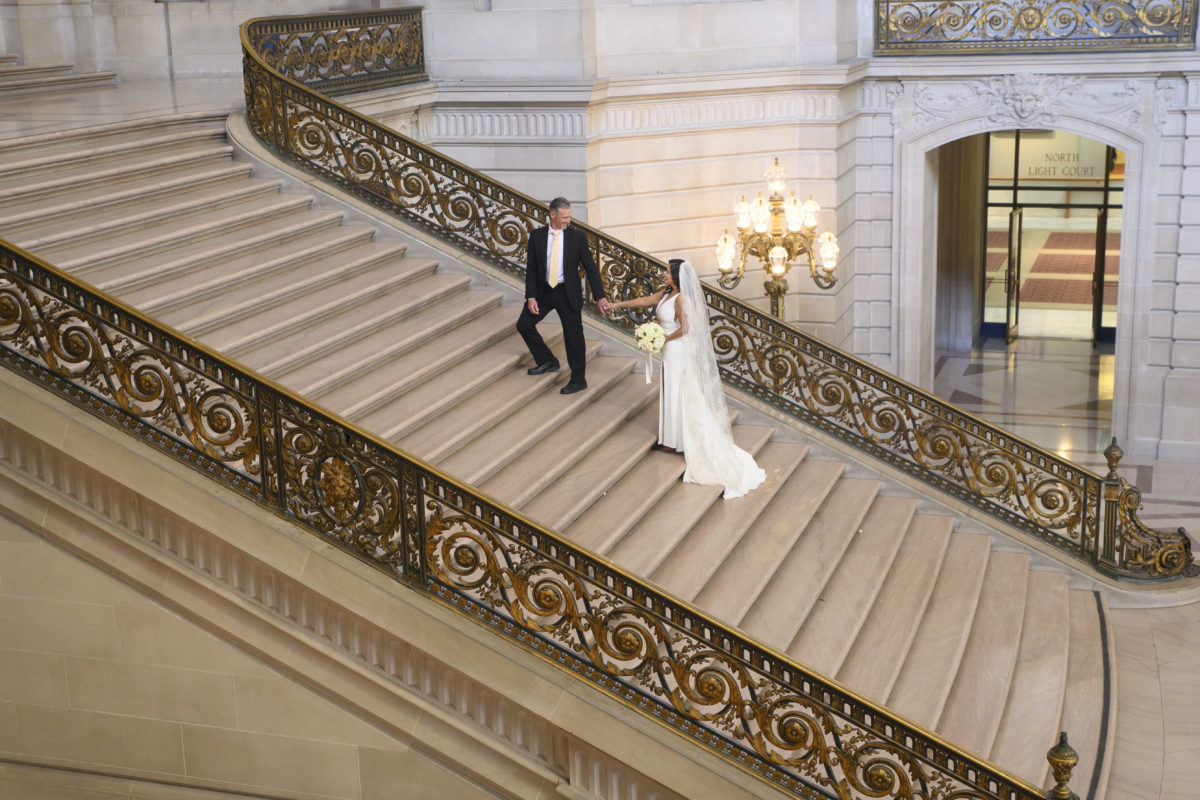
[549,197,571,213]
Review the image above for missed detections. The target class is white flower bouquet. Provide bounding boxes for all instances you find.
[634,321,666,383]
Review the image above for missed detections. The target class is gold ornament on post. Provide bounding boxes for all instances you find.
[715,157,838,318]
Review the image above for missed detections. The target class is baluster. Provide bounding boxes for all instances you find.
[1096,437,1124,575]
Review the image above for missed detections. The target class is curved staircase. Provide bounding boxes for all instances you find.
[0,113,1112,795]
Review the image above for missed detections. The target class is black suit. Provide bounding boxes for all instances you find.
[516,224,606,385]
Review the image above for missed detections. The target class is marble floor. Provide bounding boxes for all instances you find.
[2,75,1198,800]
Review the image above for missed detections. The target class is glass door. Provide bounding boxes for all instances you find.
[1006,208,1022,343]
[983,131,1122,342]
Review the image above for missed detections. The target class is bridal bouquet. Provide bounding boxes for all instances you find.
[633,321,666,384]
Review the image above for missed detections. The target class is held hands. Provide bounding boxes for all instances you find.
[598,297,612,316]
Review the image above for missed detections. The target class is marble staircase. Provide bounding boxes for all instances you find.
[0,53,116,95]
[0,114,1111,796]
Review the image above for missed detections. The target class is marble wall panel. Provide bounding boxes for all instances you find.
[1160,371,1200,458]
[14,0,76,64]
[0,648,69,708]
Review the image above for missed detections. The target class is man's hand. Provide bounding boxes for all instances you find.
[527,298,539,315]
[598,297,611,316]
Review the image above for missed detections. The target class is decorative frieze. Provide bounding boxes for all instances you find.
[907,73,1149,133]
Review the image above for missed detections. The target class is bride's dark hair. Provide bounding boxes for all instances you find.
[666,258,683,293]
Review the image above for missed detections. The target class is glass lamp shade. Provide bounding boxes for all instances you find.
[801,194,821,230]
[768,245,788,275]
[783,193,803,232]
[751,194,770,234]
[817,229,839,272]
[765,158,788,196]
[715,231,737,274]
[734,196,751,230]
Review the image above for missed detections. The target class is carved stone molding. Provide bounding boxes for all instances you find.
[587,91,838,137]
[909,73,1149,134]
[0,408,685,800]
[423,107,587,141]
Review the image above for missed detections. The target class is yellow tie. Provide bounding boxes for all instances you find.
[548,230,561,288]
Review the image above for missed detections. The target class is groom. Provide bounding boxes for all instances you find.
[516,197,610,394]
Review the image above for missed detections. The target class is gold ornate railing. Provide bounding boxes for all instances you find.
[1,237,1057,800]
[240,9,1191,581]
[875,0,1198,54]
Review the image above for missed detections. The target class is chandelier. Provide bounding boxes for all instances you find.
[715,158,839,318]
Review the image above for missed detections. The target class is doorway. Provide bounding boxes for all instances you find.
[930,130,1123,457]
[981,130,1123,343]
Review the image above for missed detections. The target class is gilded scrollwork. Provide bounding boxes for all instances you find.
[1111,478,1195,577]
[245,9,425,93]
[276,401,405,572]
[419,479,1039,800]
[0,259,260,480]
[877,0,1196,54]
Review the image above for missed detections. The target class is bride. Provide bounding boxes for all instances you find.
[607,259,765,499]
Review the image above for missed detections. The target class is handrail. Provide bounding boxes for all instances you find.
[1,238,1047,800]
[239,8,1191,580]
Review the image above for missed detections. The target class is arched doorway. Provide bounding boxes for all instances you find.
[930,129,1125,456]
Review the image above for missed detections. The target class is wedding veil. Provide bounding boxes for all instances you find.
[676,261,766,499]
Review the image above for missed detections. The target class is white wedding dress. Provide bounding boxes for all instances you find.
[660,262,766,500]
[656,291,684,450]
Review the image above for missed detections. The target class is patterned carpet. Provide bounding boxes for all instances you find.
[1020,278,1118,305]
[1043,231,1121,251]
[1030,252,1120,275]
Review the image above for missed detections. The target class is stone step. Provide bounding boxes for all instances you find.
[691,461,850,626]
[0,119,225,181]
[646,441,810,599]
[0,62,73,79]
[989,571,1072,784]
[568,422,766,558]
[306,296,509,411]
[885,531,991,727]
[221,263,450,367]
[176,240,414,357]
[835,516,953,699]
[396,338,597,463]
[437,355,636,486]
[358,317,560,444]
[9,176,286,249]
[0,55,17,66]
[935,550,1031,759]
[36,193,316,273]
[0,70,116,96]
[735,476,881,645]
[483,372,658,508]
[782,494,917,675]
[0,141,233,206]
[0,160,254,229]
[522,401,662,532]
[1052,590,1110,797]
[92,209,350,301]
[125,224,380,316]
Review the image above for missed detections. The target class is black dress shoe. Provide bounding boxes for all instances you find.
[560,382,586,395]
[527,361,560,375]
